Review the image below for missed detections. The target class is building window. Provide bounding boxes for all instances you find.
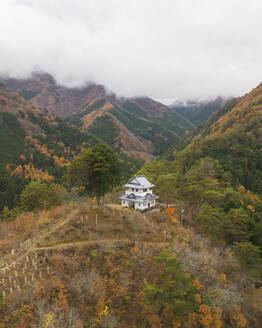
[139,203,141,206]
[136,189,138,192]
[143,188,147,192]
[123,201,125,204]
[132,188,134,191]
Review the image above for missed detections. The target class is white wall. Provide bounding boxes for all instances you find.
[125,188,153,197]
[122,198,156,211]
[134,202,146,211]
[134,201,155,211]
[122,200,129,207]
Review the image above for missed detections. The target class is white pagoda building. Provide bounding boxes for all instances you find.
[119,175,159,211]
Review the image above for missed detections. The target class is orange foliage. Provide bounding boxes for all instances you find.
[229,310,247,328]
[166,207,175,217]
[26,135,51,157]
[11,163,54,181]
[198,304,222,328]
[15,213,35,233]
[11,165,24,177]
[166,207,178,224]
[199,304,213,327]
[25,136,71,167]
[193,279,203,291]
[53,155,71,167]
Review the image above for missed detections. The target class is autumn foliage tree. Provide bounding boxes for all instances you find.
[144,250,197,325]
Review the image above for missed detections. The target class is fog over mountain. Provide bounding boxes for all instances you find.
[1,0,262,102]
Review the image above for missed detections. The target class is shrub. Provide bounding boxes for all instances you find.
[20,181,64,212]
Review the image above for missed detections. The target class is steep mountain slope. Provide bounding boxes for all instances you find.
[176,84,262,194]
[170,97,226,126]
[68,97,193,159]
[0,85,140,211]
[0,84,100,210]
[1,73,194,159]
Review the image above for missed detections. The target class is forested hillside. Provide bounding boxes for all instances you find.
[0,84,140,212]
[138,83,262,299]
[177,84,262,194]
[170,97,226,126]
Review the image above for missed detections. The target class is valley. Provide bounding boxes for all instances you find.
[0,75,262,327]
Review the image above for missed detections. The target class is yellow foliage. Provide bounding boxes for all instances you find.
[217,273,227,287]
[42,312,54,327]
[172,319,181,327]
[102,305,109,316]
[97,297,106,318]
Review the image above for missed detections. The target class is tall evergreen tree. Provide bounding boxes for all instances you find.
[67,144,121,205]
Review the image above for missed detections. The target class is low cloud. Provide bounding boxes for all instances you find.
[1,0,262,102]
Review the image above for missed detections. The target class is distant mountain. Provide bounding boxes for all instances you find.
[176,84,262,194]
[1,73,194,160]
[170,97,227,126]
[1,73,106,118]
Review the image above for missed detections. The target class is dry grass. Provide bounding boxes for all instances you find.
[1,201,261,327]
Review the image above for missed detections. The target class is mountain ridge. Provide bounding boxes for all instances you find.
[0,73,194,159]
[176,84,262,194]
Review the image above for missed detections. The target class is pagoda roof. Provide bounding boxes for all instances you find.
[123,175,155,189]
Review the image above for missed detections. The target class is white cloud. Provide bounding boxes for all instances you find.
[0,0,262,102]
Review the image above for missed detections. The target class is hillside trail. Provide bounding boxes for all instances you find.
[0,208,79,270]
[35,239,170,251]
[1,205,169,269]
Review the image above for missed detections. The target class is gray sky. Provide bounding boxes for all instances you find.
[1,0,262,103]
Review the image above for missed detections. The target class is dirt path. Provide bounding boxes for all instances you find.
[35,239,169,251]
[0,209,79,269]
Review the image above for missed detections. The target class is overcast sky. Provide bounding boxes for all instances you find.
[1,0,262,103]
